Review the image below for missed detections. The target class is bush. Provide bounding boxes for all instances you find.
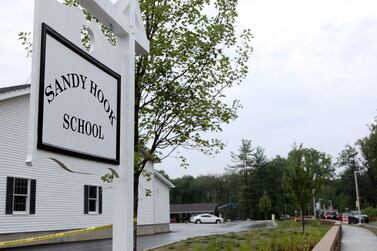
[363,207,377,219]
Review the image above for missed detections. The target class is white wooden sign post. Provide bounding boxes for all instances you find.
[27,0,148,250]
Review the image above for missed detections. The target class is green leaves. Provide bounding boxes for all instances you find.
[18,32,32,57]
[283,145,333,212]
[258,191,272,218]
[136,0,252,168]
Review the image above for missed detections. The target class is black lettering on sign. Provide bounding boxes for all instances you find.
[45,84,55,104]
[63,113,69,129]
[62,114,104,140]
[45,74,116,127]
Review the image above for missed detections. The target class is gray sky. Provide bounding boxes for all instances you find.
[1,0,377,178]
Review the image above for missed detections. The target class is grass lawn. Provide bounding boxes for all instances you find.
[150,220,331,251]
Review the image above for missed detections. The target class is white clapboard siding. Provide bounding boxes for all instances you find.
[137,162,155,225]
[0,94,112,233]
[153,175,170,224]
[0,93,172,234]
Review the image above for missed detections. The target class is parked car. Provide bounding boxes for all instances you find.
[322,211,340,220]
[190,214,224,224]
[348,211,369,224]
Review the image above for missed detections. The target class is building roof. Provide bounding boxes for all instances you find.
[170,203,218,214]
[0,84,30,95]
[154,170,175,188]
[0,84,31,101]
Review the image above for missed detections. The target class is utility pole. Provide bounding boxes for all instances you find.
[312,174,317,219]
[354,170,362,224]
[318,198,323,217]
[312,189,316,219]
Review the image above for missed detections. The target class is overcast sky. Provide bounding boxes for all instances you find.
[1,0,377,178]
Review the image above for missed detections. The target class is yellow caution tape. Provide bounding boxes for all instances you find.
[0,224,112,248]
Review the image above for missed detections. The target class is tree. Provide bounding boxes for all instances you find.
[257,156,287,218]
[336,145,363,209]
[253,146,268,169]
[228,139,254,219]
[282,144,333,232]
[132,2,252,248]
[258,191,272,220]
[358,118,377,207]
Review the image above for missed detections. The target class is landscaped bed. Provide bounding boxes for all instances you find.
[151,220,332,251]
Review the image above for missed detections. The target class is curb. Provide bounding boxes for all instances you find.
[0,224,112,248]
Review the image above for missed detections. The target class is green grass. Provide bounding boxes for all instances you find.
[151,220,331,251]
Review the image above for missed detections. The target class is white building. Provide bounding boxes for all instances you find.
[0,84,174,239]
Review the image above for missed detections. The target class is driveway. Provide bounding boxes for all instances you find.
[5,221,275,251]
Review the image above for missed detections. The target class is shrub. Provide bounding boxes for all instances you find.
[363,207,377,219]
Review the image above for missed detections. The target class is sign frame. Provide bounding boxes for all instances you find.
[37,22,121,165]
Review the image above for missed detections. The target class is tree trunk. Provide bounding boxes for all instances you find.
[133,172,140,251]
[300,206,305,233]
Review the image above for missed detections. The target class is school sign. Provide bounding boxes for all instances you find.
[27,0,149,250]
[38,23,120,164]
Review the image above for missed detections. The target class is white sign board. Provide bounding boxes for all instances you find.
[28,0,149,250]
[38,23,120,164]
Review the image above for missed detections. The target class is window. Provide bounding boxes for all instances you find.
[13,178,29,212]
[88,186,98,213]
[6,177,36,215]
[84,185,102,214]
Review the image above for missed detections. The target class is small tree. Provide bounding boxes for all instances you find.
[258,191,272,220]
[282,144,332,232]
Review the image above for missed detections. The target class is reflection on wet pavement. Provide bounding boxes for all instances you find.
[6,221,275,251]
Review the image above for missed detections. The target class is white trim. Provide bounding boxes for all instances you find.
[79,0,149,55]
[0,88,30,102]
[153,171,175,189]
[87,185,100,214]
[12,177,31,214]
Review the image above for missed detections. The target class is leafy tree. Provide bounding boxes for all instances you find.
[170,175,197,204]
[258,191,272,220]
[133,2,252,248]
[358,118,377,207]
[282,145,333,232]
[259,156,288,218]
[335,145,363,209]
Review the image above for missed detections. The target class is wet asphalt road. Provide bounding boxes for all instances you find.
[4,221,275,251]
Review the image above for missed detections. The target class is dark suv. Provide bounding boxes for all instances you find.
[348,211,369,224]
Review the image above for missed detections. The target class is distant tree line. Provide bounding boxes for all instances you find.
[165,117,377,222]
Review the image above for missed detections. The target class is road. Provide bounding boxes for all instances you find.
[4,221,275,251]
[341,224,377,251]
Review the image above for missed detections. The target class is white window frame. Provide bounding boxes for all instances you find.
[88,185,99,214]
[12,178,30,215]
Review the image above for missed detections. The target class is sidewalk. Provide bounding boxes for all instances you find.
[341,224,377,251]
